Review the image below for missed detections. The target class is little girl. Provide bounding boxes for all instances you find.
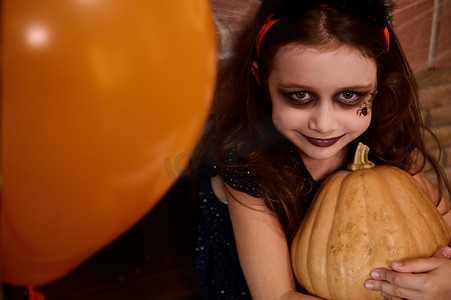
[194,0,451,298]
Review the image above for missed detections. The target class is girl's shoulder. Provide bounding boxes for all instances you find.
[221,148,265,198]
[201,144,314,199]
[198,147,266,198]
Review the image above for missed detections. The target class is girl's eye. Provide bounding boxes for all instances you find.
[337,91,362,104]
[289,91,313,104]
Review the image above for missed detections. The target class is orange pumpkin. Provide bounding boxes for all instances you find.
[291,143,451,300]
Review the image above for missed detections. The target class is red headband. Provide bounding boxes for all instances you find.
[255,9,390,58]
[255,14,280,58]
[383,26,390,49]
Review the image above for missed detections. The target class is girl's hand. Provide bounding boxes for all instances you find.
[364,247,451,300]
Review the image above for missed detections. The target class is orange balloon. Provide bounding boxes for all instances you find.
[1,0,216,287]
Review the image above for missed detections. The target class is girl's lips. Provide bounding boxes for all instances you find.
[301,133,345,147]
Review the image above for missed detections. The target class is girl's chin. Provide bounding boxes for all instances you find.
[295,143,348,162]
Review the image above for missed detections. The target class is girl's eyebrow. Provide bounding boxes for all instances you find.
[338,84,374,90]
[278,83,374,90]
[278,83,314,89]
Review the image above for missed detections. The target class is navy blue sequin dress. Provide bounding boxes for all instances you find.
[195,146,321,299]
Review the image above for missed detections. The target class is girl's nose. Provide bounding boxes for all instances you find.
[307,101,338,134]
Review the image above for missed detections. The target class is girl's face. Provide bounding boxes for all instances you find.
[266,43,377,173]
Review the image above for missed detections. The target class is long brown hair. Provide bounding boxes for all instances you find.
[196,0,451,239]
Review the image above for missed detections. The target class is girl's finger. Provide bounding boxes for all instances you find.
[390,257,442,273]
[431,246,451,259]
[383,293,403,300]
[367,277,420,300]
[370,268,424,291]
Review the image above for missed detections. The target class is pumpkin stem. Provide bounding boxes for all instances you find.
[347,142,375,171]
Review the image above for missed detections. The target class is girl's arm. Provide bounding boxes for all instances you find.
[412,171,451,226]
[364,172,451,299]
[222,179,320,300]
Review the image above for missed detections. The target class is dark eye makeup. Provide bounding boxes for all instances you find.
[288,91,314,104]
[335,91,370,106]
[282,89,373,107]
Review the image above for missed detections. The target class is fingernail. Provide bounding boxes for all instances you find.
[440,247,451,258]
[364,281,374,290]
[382,292,389,299]
[371,270,380,279]
[392,261,403,268]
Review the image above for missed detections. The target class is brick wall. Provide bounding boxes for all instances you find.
[210,0,451,186]
[394,0,451,72]
[417,68,451,186]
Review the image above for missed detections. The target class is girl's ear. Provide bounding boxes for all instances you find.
[251,61,261,86]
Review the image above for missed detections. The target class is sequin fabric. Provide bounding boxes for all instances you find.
[195,147,318,299]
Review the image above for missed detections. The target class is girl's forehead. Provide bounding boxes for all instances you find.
[270,43,377,88]
[275,41,370,63]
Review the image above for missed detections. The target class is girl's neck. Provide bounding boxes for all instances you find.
[301,150,348,181]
